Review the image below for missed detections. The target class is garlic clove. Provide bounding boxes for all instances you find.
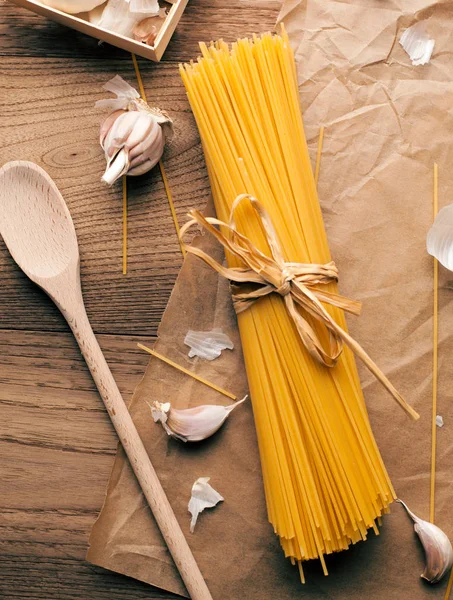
[123,112,154,150]
[101,112,135,160]
[128,119,163,163]
[102,148,129,185]
[109,112,139,148]
[188,477,224,533]
[133,17,158,45]
[128,143,164,171]
[397,499,453,583]
[427,204,453,271]
[99,109,126,146]
[149,395,248,442]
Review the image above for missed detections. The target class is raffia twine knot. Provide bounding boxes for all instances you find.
[275,269,294,297]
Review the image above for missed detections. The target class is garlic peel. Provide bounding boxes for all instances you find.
[100,109,126,146]
[103,75,140,103]
[397,499,453,583]
[149,395,248,442]
[128,0,160,14]
[188,477,224,533]
[93,0,158,38]
[427,204,453,271]
[184,328,234,361]
[400,21,434,66]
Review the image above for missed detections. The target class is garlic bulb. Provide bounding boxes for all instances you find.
[96,75,172,185]
[150,395,248,442]
[40,0,105,13]
[188,477,224,533]
[397,499,453,583]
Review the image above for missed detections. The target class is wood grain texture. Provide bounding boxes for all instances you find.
[0,1,280,598]
[1,160,212,599]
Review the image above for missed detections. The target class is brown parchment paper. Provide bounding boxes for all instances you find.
[87,2,453,597]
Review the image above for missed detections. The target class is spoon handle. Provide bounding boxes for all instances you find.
[68,304,213,600]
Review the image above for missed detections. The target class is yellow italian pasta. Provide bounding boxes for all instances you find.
[180,30,397,580]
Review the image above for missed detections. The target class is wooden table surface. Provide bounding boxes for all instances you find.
[0,1,279,598]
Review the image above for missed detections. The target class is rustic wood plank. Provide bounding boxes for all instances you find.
[0,553,173,600]
[0,329,178,599]
[0,330,155,452]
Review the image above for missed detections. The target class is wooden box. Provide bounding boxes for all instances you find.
[10,0,189,61]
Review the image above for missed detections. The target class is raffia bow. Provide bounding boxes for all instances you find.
[180,194,419,420]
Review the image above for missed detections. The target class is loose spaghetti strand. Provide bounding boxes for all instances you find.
[430,162,439,524]
[131,53,185,257]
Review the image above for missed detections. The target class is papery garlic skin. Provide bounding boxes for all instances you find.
[188,477,224,533]
[150,396,248,442]
[398,499,453,583]
[400,21,434,66]
[128,0,160,14]
[40,0,105,13]
[91,0,160,38]
[96,76,172,185]
[184,328,234,361]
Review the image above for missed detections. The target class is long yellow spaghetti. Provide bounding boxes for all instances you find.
[180,30,413,578]
[131,53,186,257]
[430,163,439,525]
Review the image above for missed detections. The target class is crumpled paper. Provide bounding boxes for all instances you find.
[87,1,453,597]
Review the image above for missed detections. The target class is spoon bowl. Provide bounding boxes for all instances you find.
[0,161,79,282]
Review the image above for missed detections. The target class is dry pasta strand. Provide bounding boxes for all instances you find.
[137,343,236,400]
[314,126,324,188]
[131,53,185,257]
[430,163,439,524]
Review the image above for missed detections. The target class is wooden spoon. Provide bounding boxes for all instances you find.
[0,161,213,600]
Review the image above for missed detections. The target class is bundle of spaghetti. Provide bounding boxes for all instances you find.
[180,30,406,579]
